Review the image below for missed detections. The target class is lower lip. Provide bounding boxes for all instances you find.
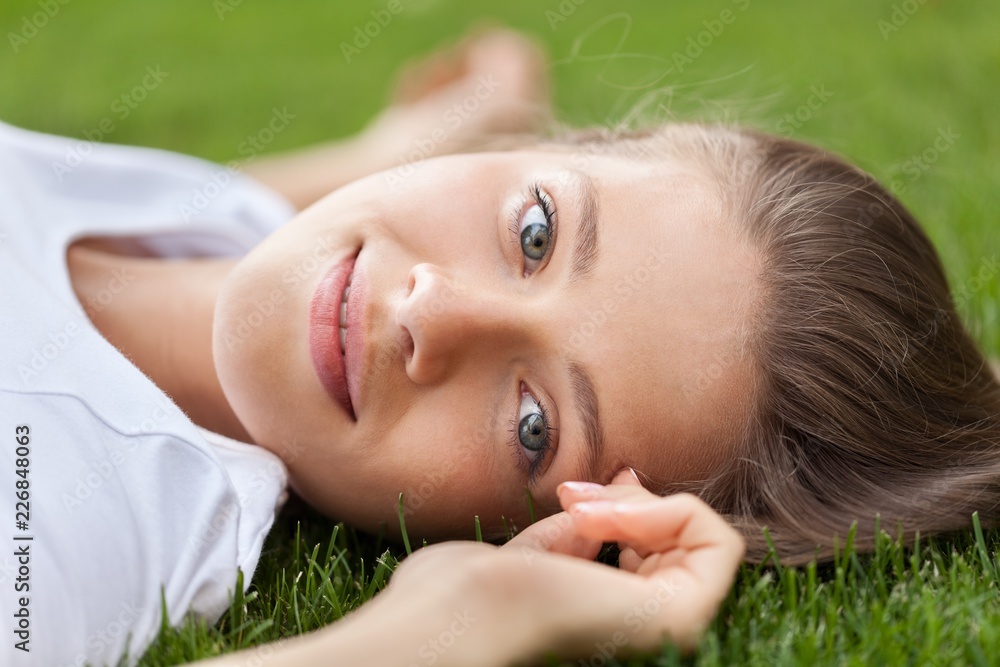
[308,254,356,419]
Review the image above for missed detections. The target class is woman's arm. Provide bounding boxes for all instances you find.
[241,131,395,212]
[242,27,550,210]
[189,544,547,667]
[193,471,744,666]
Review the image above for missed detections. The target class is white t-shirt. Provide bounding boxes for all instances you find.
[0,121,296,667]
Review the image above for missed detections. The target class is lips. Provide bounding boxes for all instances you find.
[344,253,366,413]
[309,253,357,419]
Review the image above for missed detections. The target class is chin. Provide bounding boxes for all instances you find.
[212,261,292,443]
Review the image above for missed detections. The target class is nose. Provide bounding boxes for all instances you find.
[396,263,529,384]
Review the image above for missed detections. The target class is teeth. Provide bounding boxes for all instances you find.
[338,272,353,354]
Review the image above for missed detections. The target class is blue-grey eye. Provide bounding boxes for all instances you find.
[519,412,546,451]
[517,391,550,463]
[519,204,551,270]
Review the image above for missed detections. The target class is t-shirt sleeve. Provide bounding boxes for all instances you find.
[0,390,281,667]
[0,119,298,249]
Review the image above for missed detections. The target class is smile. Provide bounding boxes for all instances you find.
[338,271,351,355]
[308,252,358,420]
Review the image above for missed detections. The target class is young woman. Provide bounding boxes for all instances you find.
[1,28,997,666]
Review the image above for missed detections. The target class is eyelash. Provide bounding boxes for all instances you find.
[507,183,558,276]
[504,183,558,483]
[507,385,557,484]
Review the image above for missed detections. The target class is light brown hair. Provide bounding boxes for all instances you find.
[554,124,1000,564]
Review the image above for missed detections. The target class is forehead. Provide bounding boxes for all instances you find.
[553,153,760,487]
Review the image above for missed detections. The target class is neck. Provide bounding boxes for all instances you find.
[66,242,252,442]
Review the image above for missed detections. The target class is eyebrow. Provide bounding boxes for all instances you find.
[568,171,600,282]
[568,360,604,483]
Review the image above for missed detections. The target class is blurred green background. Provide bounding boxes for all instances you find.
[2,2,1000,664]
[1,0,997,354]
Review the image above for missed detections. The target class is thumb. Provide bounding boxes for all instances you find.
[504,511,603,561]
[557,469,652,509]
[610,466,643,488]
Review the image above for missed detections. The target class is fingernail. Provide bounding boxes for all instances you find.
[612,502,637,515]
[558,481,604,498]
[569,500,614,516]
[627,467,640,483]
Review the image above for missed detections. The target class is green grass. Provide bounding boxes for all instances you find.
[131,512,402,666]
[133,510,1000,666]
[2,0,999,664]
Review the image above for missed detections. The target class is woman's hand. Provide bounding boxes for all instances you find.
[245,26,552,209]
[376,470,744,664]
[362,26,552,161]
[501,469,746,657]
[198,473,742,666]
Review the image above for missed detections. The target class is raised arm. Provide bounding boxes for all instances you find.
[243,28,550,210]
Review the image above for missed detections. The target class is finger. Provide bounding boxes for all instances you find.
[393,541,497,583]
[556,479,657,509]
[609,466,643,488]
[617,545,644,573]
[618,545,691,576]
[392,50,461,104]
[569,497,744,650]
[567,494,745,569]
[504,511,603,561]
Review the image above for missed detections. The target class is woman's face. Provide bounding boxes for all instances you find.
[214,149,758,539]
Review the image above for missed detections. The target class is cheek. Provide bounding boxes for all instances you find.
[378,170,503,266]
[372,399,523,539]
[213,250,322,444]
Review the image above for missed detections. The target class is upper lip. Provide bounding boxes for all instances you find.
[308,251,358,419]
[344,249,367,416]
